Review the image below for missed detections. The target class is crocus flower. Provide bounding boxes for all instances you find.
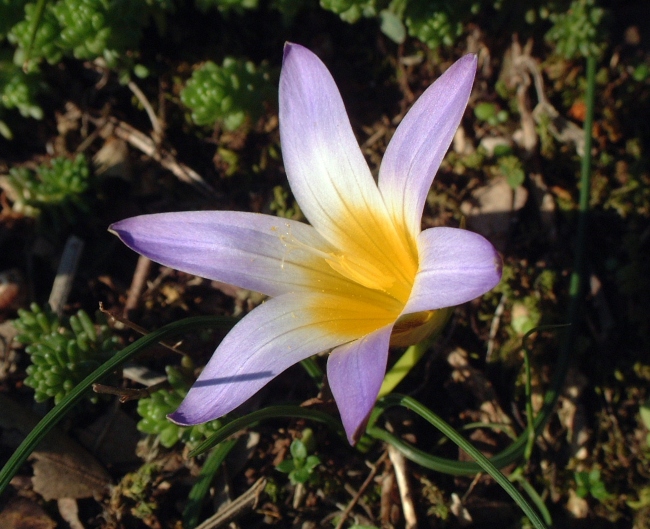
[110,43,502,444]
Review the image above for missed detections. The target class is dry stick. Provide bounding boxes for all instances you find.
[127,80,163,142]
[99,302,186,356]
[379,467,395,527]
[123,255,152,317]
[486,293,507,362]
[334,451,388,529]
[194,477,267,529]
[48,235,84,315]
[388,445,418,529]
[92,380,168,403]
[91,116,217,197]
[342,483,374,520]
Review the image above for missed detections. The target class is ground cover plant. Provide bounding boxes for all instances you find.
[0,0,649,528]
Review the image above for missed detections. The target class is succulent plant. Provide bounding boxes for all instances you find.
[17,303,120,404]
[137,362,223,448]
[180,58,275,131]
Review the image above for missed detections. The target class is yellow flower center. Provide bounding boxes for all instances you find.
[277,203,419,341]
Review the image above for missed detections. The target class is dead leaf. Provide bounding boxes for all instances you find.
[0,497,56,529]
[0,394,111,500]
[566,489,589,518]
[74,409,145,468]
[58,498,85,529]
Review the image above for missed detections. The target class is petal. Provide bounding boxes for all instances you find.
[279,46,389,245]
[402,227,502,315]
[378,55,476,240]
[327,325,393,444]
[111,211,343,297]
[279,43,418,291]
[169,292,395,425]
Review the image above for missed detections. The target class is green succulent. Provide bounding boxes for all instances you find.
[180,58,275,131]
[17,303,120,404]
[195,0,258,13]
[8,0,159,69]
[404,1,468,50]
[545,0,606,59]
[319,0,378,23]
[0,0,28,39]
[4,154,91,227]
[136,363,223,448]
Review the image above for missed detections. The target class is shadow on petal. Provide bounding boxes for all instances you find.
[191,371,275,387]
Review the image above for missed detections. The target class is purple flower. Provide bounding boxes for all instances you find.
[110,43,502,445]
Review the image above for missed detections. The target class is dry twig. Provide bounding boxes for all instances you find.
[194,477,267,529]
[89,115,216,196]
[49,235,84,315]
[388,445,417,529]
[123,255,152,317]
[334,451,388,529]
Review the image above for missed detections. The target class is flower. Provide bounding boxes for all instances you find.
[110,43,502,444]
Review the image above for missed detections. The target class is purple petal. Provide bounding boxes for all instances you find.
[169,293,356,425]
[378,55,476,239]
[327,325,393,444]
[170,291,396,425]
[110,211,342,297]
[402,227,502,315]
[279,44,395,257]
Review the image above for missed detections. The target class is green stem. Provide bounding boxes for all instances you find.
[24,0,48,69]
[183,438,238,529]
[514,473,554,527]
[539,53,596,436]
[371,395,547,529]
[299,357,324,390]
[189,405,346,458]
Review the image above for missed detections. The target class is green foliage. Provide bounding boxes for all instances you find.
[180,58,275,131]
[269,185,301,219]
[136,363,223,448]
[276,429,321,485]
[17,303,120,404]
[0,61,43,120]
[574,469,612,502]
[4,154,92,226]
[320,0,378,24]
[320,0,609,55]
[0,0,28,39]
[474,102,509,126]
[639,400,650,446]
[0,53,43,138]
[320,0,474,48]
[404,0,474,51]
[6,0,171,69]
[498,155,526,189]
[545,0,606,59]
[195,0,258,13]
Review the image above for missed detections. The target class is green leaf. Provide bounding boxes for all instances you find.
[290,439,307,461]
[639,400,650,429]
[276,460,296,474]
[379,9,405,43]
[291,466,310,484]
[474,102,497,121]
